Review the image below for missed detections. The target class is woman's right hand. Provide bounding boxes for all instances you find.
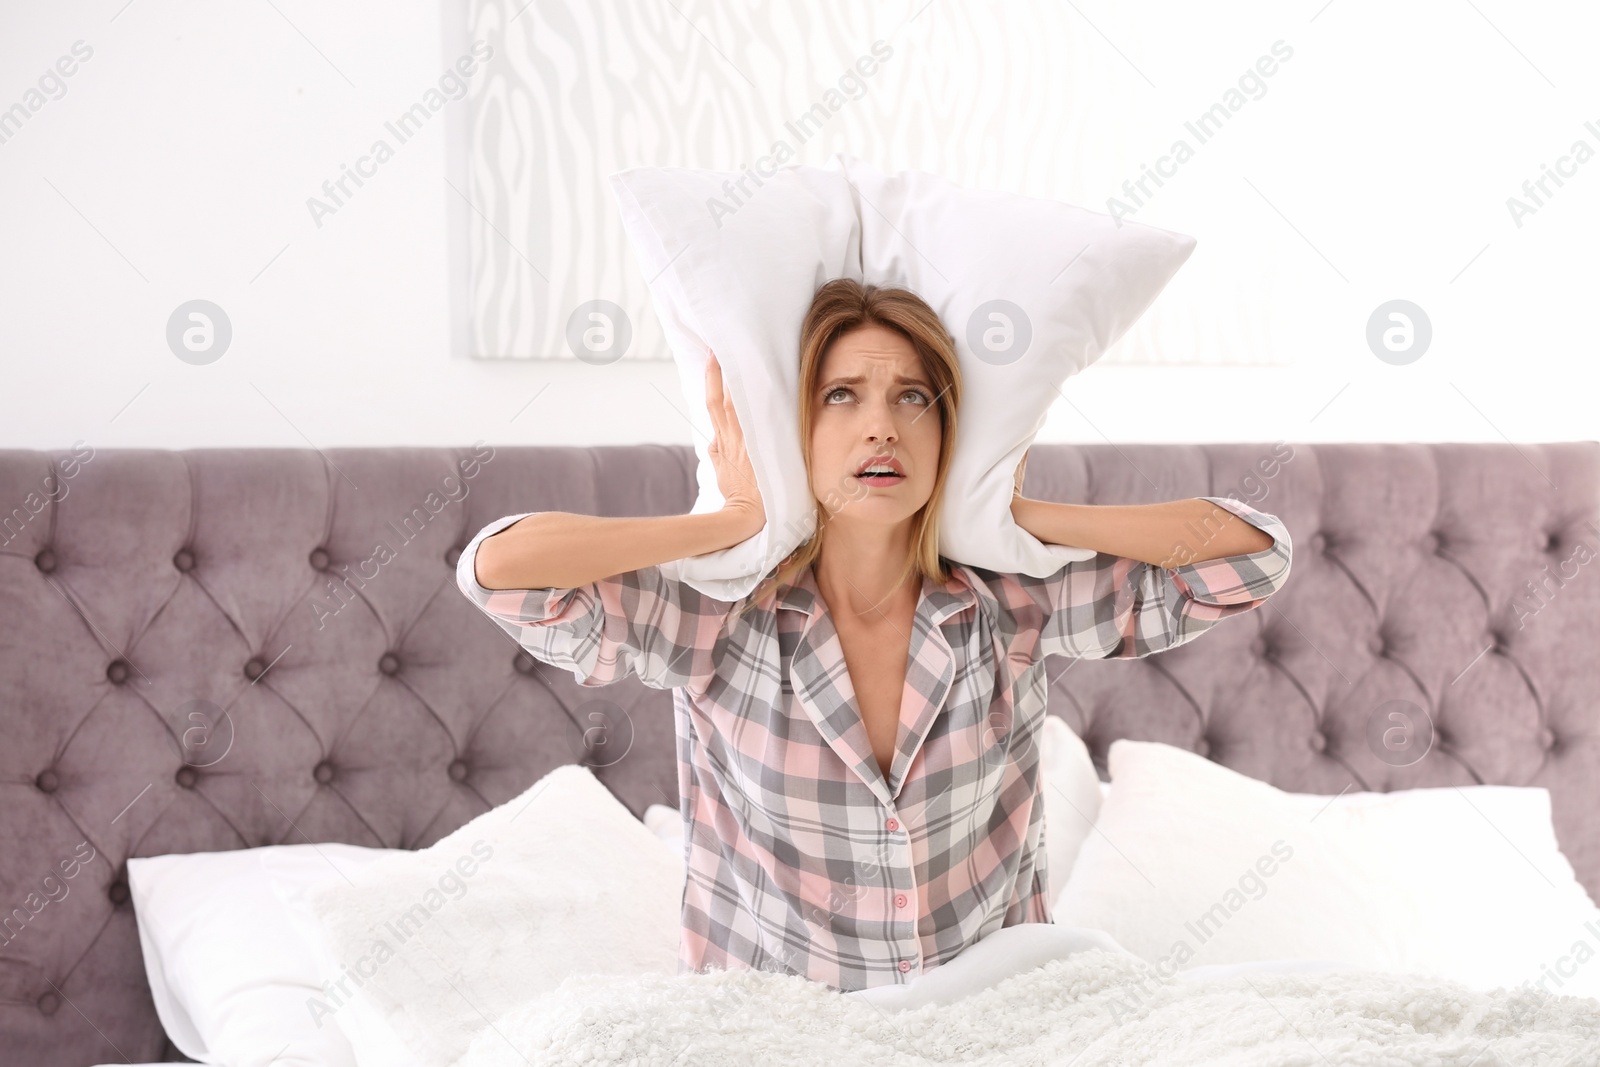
[705,350,765,537]
[473,349,766,586]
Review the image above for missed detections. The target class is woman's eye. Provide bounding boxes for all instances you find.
[822,386,928,404]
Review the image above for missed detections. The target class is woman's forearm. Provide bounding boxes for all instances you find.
[473,506,765,590]
[1010,496,1274,569]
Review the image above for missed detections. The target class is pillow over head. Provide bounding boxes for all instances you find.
[832,155,1197,576]
[610,159,855,601]
[610,153,1196,601]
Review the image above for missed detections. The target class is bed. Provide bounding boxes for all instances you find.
[3,439,1598,1065]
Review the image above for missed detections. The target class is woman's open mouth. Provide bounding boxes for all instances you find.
[854,458,905,487]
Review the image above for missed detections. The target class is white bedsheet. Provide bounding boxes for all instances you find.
[845,922,1126,1010]
[844,922,1364,1012]
[457,943,1600,1066]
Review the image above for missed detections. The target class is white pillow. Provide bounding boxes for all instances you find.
[1038,713,1101,908]
[1084,760,1545,817]
[126,842,396,1067]
[642,802,685,867]
[264,852,425,1067]
[834,154,1196,578]
[1056,739,1600,998]
[609,153,1196,600]
[307,764,682,1066]
[609,159,858,602]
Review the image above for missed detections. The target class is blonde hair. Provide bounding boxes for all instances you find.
[736,278,963,617]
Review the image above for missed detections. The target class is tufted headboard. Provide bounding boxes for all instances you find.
[3,440,1598,1065]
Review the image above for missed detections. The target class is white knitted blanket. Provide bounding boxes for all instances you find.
[455,948,1600,1067]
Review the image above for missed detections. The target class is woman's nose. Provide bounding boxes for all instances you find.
[864,403,897,443]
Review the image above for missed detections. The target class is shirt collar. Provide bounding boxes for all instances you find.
[770,559,977,626]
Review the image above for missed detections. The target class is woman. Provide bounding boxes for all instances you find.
[457,279,1292,994]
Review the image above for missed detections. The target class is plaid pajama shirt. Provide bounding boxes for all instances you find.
[456,495,1292,991]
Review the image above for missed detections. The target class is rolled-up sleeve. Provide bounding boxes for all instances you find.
[455,512,730,690]
[1001,495,1293,662]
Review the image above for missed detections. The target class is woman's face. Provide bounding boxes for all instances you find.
[808,323,943,534]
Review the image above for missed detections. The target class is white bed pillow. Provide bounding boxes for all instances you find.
[126,841,397,1067]
[642,801,685,869]
[264,852,426,1067]
[833,154,1196,577]
[307,764,682,1067]
[1038,713,1101,908]
[609,153,1196,600]
[1055,739,1600,998]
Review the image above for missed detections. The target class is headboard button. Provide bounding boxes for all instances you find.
[243,657,267,681]
[1195,738,1211,757]
[108,881,130,906]
[106,660,130,685]
[309,547,332,571]
[448,759,469,782]
[37,992,61,1016]
[378,653,401,676]
[175,766,198,789]
[1538,727,1556,750]
[35,548,58,573]
[173,548,196,572]
[1368,635,1386,657]
[35,769,59,793]
[313,761,336,785]
[445,546,463,569]
[1421,532,1440,554]
[1250,637,1266,658]
[513,651,537,675]
[1309,732,1327,753]
[1310,533,1327,555]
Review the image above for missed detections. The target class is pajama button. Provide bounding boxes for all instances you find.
[894,893,908,909]
[886,817,899,831]
[898,960,911,973]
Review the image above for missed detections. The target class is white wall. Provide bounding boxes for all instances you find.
[1,1,1595,453]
